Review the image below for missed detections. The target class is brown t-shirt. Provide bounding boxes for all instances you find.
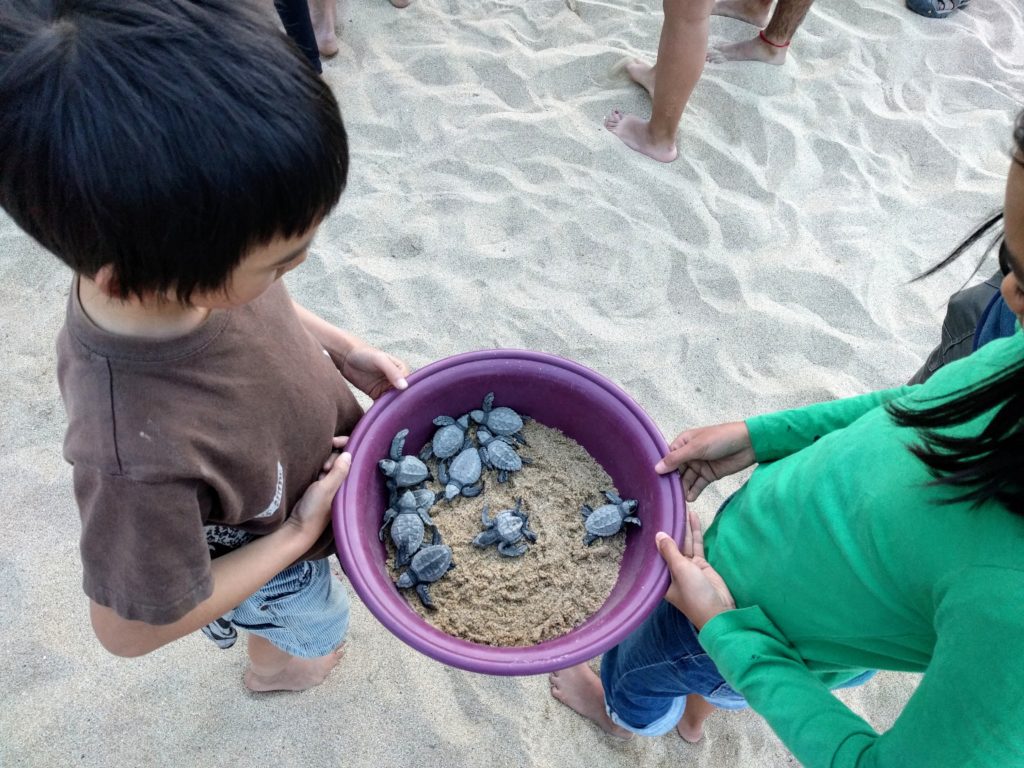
[56,280,363,625]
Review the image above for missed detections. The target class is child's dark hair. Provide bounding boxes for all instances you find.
[0,0,348,302]
[888,110,1024,517]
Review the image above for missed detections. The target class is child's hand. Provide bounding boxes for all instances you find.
[656,511,735,631]
[285,436,351,541]
[655,422,755,502]
[341,344,410,400]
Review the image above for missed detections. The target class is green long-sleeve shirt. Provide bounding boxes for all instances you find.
[700,329,1024,768]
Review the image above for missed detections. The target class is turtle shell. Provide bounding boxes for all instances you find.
[485,407,524,436]
[447,446,482,485]
[392,456,429,487]
[494,512,524,542]
[432,423,465,459]
[484,440,522,471]
[391,513,425,550]
[410,544,453,582]
[584,505,624,537]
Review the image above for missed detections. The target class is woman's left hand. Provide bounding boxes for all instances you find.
[341,344,410,400]
[656,510,736,630]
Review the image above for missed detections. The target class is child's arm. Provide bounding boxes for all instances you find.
[698,569,1023,768]
[656,387,915,501]
[90,451,350,657]
[657,518,1024,767]
[292,300,409,399]
[745,385,914,462]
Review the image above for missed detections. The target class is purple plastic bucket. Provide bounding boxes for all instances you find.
[333,349,685,676]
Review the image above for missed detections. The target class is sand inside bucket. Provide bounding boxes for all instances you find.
[385,420,627,647]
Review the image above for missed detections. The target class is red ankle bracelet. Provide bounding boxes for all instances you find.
[758,29,790,48]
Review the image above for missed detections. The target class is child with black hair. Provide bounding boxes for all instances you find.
[551,112,1024,765]
[0,0,407,692]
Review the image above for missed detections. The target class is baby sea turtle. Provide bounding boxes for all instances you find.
[581,490,641,545]
[472,499,537,557]
[395,543,455,609]
[438,438,484,501]
[418,414,471,462]
[470,392,527,444]
[379,489,438,567]
[378,428,431,489]
[477,427,530,483]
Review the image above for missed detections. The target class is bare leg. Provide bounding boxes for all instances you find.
[606,0,715,163]
[711,0,772,26]
[308,0,339,58]
[676,693,715,743]
[549,664,634,740]
[244,634,345,692]
[707,0,813,64]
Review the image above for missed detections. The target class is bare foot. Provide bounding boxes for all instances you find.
[244,645,345,692]
[711,0,773,26]
[707,35,787,65]
[604,110,678,163]
[625,60,656,98]
[675,693,714,743]
[676,717,704,743]
[309,0,339,58]
[549,664,634,740]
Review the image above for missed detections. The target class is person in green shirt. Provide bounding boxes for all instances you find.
[550,111,1024,767]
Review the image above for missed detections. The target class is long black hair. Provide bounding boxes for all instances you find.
[887,111,1024,517]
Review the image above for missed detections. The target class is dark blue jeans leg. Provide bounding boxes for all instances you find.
[600,600,745,735]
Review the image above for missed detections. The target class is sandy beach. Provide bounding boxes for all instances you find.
[2,0,1023,765]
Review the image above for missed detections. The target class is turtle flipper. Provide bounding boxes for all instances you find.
[379,507,398,540]
[473,529,501,548]
[463,480,485,498]
[498,541,528,557]
[416,583,435,609]
[390,429,409,460]
[396,545,412,568]
[583,533,598,546]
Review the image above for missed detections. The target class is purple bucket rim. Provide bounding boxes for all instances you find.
[333,348,682,676]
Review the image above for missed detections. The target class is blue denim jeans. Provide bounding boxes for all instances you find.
[600,599,876,736]
[202,559,350,658]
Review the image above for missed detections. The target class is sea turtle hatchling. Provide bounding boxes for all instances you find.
[378,428,431,490]
[395,542,456,609]
[470,392,527,444]
[472,499,537,557]
[581,490,641,545]
[418,414,471,462]
[379,488,438,567]
[438,438,484,501]
[477,427,530,483]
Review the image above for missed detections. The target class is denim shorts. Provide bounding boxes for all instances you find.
[201,558,350,658]
[600,599,875,736]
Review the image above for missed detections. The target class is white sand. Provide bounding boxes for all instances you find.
[2,0,1023,765]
